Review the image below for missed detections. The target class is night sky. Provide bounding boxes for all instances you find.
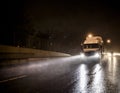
[5,0,120,54]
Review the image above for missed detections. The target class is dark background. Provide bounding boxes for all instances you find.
[4,0,120,54]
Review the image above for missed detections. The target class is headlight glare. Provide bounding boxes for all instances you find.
[94,53,100,58]
[80,53,85,58]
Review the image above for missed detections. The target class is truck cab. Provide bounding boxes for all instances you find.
[81,35,104,58]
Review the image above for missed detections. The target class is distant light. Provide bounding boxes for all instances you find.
[107,52,112,56]
[107,39,111,43]
[113,53,120,56]
[88,34,93,38]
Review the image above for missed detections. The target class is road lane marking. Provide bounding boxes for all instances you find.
[0,75,27,83]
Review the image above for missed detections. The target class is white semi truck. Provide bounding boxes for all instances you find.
[81,35,104,58]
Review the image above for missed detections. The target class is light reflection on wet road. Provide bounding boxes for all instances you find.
[0,56,120,93]
[73,64,89,93]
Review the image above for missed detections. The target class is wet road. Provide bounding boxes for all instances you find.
[0,56,120,93]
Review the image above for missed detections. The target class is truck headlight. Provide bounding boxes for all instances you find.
[80,53,85,58]
[94,53,100,58]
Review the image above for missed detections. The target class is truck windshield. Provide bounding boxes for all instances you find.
[83,44,99,48]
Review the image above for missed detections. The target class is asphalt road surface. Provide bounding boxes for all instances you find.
[0,55,120,93]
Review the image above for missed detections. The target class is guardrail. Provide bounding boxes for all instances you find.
[0,45,71,59]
